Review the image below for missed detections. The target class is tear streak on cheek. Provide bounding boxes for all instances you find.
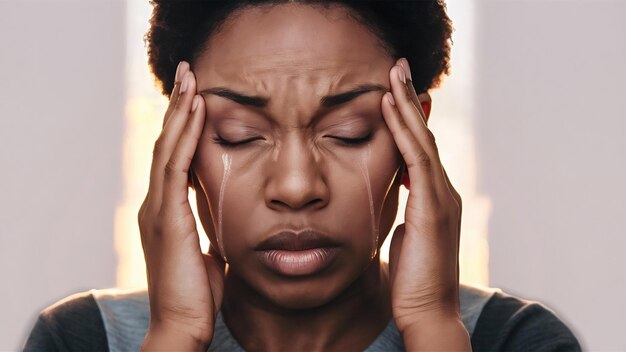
[217,152,232,262]
[359,144,378,259]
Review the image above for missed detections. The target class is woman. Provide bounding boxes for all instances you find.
[24,1,580,351]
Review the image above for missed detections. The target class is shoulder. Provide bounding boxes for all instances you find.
[23,288,151,352]
[23,290,108,351]
[369,284,581,352]
[471,288,582,351]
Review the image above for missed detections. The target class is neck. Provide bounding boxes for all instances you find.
[221,257,392,352]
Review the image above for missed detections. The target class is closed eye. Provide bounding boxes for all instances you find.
[211,134,373,148]
[328,133,373,146]
[211,135,264,148]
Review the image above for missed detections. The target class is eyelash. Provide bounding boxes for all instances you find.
[211,133,373,148]
[211,136,262,148]
[331,133,373,146]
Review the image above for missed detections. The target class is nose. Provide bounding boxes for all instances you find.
[264,136,329,212]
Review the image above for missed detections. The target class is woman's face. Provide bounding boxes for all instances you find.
[191,3,402,309]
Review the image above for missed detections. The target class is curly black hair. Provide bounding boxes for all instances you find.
[146,0,453,98]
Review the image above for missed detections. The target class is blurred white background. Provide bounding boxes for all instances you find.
[1,0,624,350]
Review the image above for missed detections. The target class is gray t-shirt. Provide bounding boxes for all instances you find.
[23,284,581,351]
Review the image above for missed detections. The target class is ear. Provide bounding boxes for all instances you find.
[417,91,432,123]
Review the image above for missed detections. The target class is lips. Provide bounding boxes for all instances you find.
[255,229,340,251]
[255,229,340,276]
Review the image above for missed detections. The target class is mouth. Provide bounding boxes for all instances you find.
[254,229,340,276]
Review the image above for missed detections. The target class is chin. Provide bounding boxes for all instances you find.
[247,256,376,311]
[267,275,354,310]
[271,290,336,310]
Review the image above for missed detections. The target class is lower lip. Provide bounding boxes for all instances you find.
[256,247,339,276]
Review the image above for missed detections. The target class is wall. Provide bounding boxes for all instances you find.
[2,0,624,350]
[475,1,626,350]
[0,1,124,349]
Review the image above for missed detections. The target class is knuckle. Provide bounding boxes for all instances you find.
[164,158,180,179]
[138,201,149,227]
[153,136,165,156]
[413,151,431,169]
[138,203,147,227]
[137,196,167,241]
[404,151,431,171]
[138,207,155,236]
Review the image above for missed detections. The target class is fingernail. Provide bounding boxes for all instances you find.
[175,62,183,83]
[386,92,396,106]
[400,58,412,81]
[397,65,406,84]
[191,95,200,112]
[180,73,189,94]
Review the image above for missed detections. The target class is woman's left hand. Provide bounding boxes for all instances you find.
[382,58,470,350]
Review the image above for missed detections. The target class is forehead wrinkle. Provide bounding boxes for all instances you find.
[243,60,359,99]
[246,69,351,126]
[200,51,389,125]
[240,53,345,75]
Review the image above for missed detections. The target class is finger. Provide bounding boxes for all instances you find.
[148,70,197,204]
[390,62,432,150]
[163,61,190,128]
[144,61,188,207]
[399,59,430,126]
[382,90,438,206]
[441,165,462,210]
[162,94,206,216]
[442,166,462,258]
[388,223,406,283]
[390,61,449,197]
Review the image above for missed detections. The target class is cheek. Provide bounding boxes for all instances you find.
[193,144,225,202]
[191,128,400,236]
[190,144,225,244]
[192,141,263,237]
[371,135,403,219]
[327,132,400,242]
[366,130,403,201]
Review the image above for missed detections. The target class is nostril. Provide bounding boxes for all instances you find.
[270,197,324,210]
[304,198,324,208]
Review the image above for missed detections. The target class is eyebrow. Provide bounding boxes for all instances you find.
[198,83,388,109]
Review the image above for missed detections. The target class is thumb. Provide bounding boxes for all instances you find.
[388,223,406,283]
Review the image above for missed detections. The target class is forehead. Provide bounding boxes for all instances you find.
[193,3,393,94]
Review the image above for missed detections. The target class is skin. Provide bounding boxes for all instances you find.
[138,3,468,351]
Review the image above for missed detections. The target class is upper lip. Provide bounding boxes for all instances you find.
[254,229,340,251]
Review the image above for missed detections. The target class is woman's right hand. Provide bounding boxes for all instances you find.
[138,61,225,351]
